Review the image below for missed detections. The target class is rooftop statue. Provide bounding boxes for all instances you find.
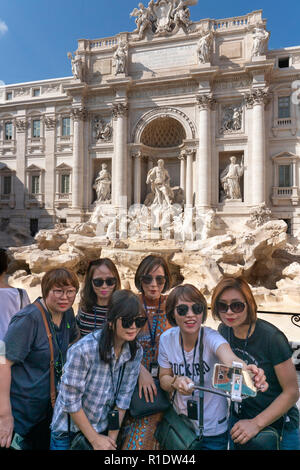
[252,25,270,57]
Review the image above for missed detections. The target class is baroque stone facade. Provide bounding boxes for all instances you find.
[1,5,300,236]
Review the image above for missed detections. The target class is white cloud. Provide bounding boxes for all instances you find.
[0,20,8,36]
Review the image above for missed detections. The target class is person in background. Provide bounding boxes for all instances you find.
[211,276,300,450]
[122,255,172,450]
[0,248,30,341]
[50,290,145,450]
[0,268,80,450]
[158,283,267,450]
[77,258,121,337]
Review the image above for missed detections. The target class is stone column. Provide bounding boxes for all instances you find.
[44,114,57,213]
[112,102,128,208]
[185,149,194,207]
[133,151,142,205]
[178,152,186,192]
[245,89,269,205]
[15,118,28,212]
[196,94,215,209]
[71,107,86,210]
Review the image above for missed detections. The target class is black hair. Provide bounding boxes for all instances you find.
[134,254,171,294]
[0,249,8,276]
[99,289,144,363]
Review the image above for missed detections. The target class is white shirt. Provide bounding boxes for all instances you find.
[158,326,229,436]
[0,288,30,340]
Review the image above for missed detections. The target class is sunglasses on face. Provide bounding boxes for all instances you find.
[141,274,166,285]
[92,277,117,287]
[217,301,246,314]
[175,303,204,316]
[121,316,148,329]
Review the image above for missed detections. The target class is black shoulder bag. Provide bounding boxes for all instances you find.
[155,327,205,450]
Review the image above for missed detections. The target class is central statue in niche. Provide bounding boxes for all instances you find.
[146,159,174,207]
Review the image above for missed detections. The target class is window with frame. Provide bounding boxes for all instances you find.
[6,92,12,101]
[33,88,40,97]
[61,174,70,194]
[278,96,290,118]
[62,117,71,137]
[32,119,41,138]
[3,176,11,194]
[4,122,12,141]
[31,175,40,194]
[278,164,292,187]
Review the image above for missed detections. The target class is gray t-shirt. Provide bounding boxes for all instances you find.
[3,298,78,436]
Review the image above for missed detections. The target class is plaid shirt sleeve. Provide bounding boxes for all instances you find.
[116,345,143,410]
[58,342,91,414]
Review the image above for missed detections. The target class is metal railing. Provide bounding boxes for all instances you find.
[257,310,300,329]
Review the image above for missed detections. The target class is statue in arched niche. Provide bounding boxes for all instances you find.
[146,159,174,207]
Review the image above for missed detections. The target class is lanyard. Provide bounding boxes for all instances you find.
[109,360,126,408]
[143,295,161,349]
[180,332,199,383]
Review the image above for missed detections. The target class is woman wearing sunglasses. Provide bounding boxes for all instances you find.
[211,277,300,450]
[122,255,172,450]
[77,258,121,337]
[158,284,267,450]
[50,290,146,450]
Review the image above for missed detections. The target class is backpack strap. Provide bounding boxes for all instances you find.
[34,301,56,408]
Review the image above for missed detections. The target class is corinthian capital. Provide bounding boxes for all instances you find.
[196,94,216,110]
[71,107,87,121]
[244,88,270,108]
[44,116,57,130]
[15,118,28,132]
[112,102,128,118]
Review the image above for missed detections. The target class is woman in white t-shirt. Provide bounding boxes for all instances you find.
[0,249,30,340]
[158,284,267,450]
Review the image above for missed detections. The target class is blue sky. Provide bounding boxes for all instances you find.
[0,0,299,85]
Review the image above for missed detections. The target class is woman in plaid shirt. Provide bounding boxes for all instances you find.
[50,290,146,450]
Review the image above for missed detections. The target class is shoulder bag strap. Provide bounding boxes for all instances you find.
[17,288,23,309]
[198,327,204,440]
[34,301,56,408]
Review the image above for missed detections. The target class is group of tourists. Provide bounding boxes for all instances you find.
[0,247,299,451]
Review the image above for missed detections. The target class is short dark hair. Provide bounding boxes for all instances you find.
[99,290,144,363]
[0,249,8,276]
[80,258,121,312]
[166,284,208,326]
[211,276,257,324]
[41,268,79,299]
[135,255,171,294]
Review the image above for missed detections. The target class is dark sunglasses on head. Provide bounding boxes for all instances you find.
[121,316,148,329]
[92,277,117,287]
[141,274,166,285]
[175,303,204,316]
[217,301,246,314]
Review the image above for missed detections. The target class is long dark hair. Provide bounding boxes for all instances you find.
[80,258,121,312]
[99,290,144,363]
[0,249,8,276]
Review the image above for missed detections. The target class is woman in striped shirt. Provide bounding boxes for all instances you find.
[77,258,121,337]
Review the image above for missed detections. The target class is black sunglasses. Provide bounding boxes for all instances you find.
[92,277,117,287]
[175,303,204,316]
[141,274,166,285]
[121,316,148,329]
[217,301,246,314]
